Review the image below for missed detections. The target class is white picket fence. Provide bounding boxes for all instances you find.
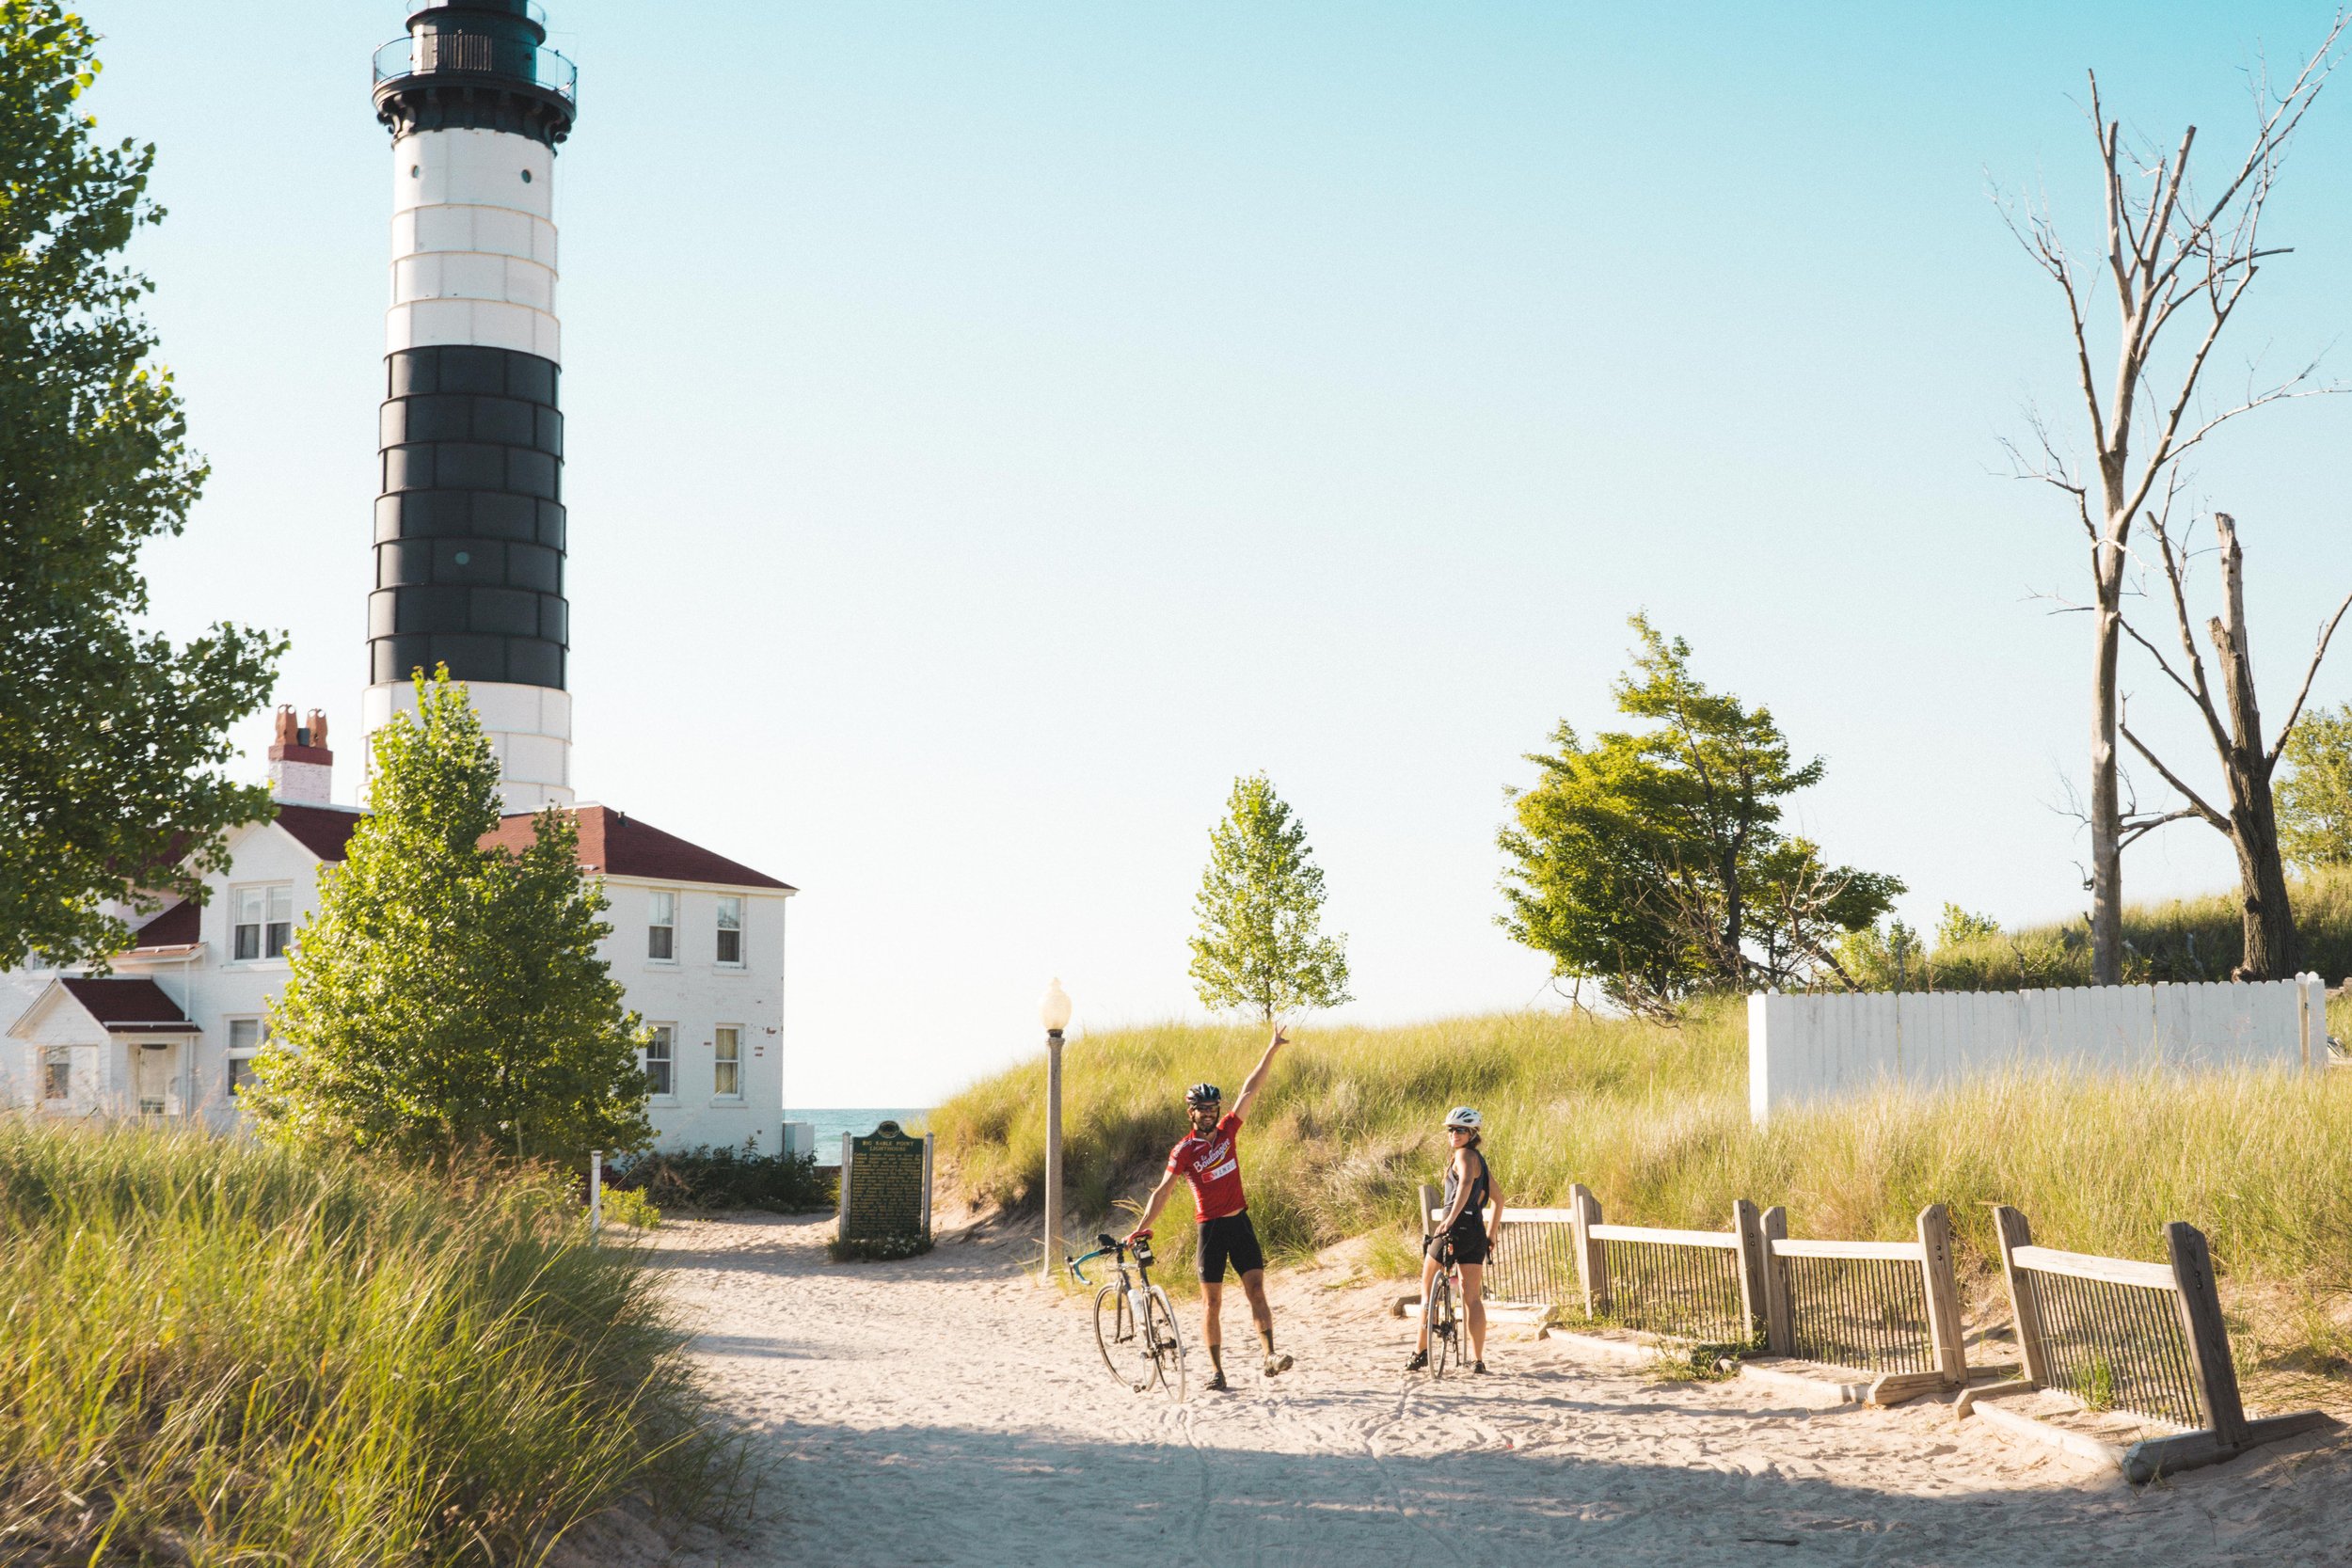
[1748,977,2329,1123]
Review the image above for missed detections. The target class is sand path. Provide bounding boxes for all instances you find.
[617,1212,2352,1567]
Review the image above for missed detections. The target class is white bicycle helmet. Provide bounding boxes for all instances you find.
[1444,1105,1482,1132]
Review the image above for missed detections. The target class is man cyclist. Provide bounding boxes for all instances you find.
[1128,1025,1294,1392]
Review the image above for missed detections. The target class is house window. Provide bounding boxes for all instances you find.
[647,891,676,961]
[715,896,743,966]
[644,1023,675,1097]
[713,1025,740,1098]
[227,1017,269,1098]
[42,1047,69,1101]
[233,884,294,960]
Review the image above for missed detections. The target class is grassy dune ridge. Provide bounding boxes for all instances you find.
[930,1006,2352,1374]
[0,1121,733,1565]
[1886,868,2352,990]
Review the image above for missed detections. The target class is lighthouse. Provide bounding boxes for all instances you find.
[363,2,579,810]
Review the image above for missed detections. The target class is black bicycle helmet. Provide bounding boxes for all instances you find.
[1185,1082,1221,1107]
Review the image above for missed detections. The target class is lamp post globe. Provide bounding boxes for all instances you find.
[1040,978,1073,1034]
[1040,979,1071,1282]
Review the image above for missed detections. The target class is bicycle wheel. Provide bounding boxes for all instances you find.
[1094,1283,1157,1392]
[1145,1285,1187,1402]
[1429,1271,1456,1379]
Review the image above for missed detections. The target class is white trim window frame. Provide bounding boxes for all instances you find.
[42,1046,70,1102]
[712,1024,742,1100]
[226,1017,270,1100]
[646,890,678,963]
[231,883,294,962]
[644,1022,676,1100]
[715,895,744,968]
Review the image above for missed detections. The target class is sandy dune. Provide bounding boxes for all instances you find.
[584,1212,2352,1567]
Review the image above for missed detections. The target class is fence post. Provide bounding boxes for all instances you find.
[588,1148,603,1237]
[1915,1203,1967,1387]
[1569,1182,1609,1318]
[1731,1199,1768,1347]
[1759,1204,1792,1355]
[1416,1181,1438,1249]
[2165,1221,2249,1449]
[1991,1204,2049,1387]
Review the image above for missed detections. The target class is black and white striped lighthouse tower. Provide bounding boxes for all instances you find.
[363,3,578,810]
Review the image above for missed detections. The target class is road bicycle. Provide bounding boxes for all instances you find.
[1422,1234,1462,1379]
[1069,1231,1186,1401]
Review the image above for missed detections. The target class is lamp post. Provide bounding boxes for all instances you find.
[1039,977,1073,1283]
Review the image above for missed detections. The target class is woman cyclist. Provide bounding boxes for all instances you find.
[1406,1105,1504,1374]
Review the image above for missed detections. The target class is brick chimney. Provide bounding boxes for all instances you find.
[267,705,334,803]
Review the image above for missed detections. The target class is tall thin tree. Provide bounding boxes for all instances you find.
[2002,20,2345,982]
[1189,774,1352,1023]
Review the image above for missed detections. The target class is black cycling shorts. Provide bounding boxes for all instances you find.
[1198,1210,1266,1282]
[1441,1220,1489,1266]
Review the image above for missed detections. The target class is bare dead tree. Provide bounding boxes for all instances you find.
[2118,511,2352,977]
[2000,18,2345,983]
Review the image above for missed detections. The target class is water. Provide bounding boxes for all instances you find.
[787,1107,930,1159]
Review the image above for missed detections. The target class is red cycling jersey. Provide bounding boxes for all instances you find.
[1167,1112,1248,1222]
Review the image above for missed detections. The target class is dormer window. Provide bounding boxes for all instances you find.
[233,885,294,961]
[647,890,677,961]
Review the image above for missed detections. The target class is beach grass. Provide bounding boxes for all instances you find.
[0,1118,736,1564]
[931,1005,2352,1380]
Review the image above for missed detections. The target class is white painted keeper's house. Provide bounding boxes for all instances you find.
[0,720,796,1153]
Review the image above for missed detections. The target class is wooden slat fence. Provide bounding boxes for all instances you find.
[1416,1189,1579,1310]
[1757,1203,1969,1401]
[1749,977,2328,1123]
[1569,1183,1764,1346]
[1987,1206,2328,1481]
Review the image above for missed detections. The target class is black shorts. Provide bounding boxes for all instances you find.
[1198,1210,1266,1282]
[1441,1221,1489,1266]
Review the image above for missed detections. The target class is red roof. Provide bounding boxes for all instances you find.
[57,977,197,1033]
[131,900,201,949]
[482,805,794,891]
[273,802,367,861]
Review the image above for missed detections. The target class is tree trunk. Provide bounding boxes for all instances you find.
[2209,515,2300,979]
[2089,540,2127,985]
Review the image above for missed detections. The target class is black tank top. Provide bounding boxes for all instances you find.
[1441,1148,1490,1231]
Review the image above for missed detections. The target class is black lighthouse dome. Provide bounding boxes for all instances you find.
[373,0,577,147]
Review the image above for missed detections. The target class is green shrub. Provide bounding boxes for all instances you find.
[0,1120,736,1564]
[601,1185,661,1229]
[828,1232,935,1262]
[612,1140,831,1212]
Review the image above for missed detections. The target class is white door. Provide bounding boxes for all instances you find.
[135,1042,173,1116]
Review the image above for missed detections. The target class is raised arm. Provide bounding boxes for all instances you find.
[1230,1025,1290,1121]
[1128,1169,1180,1241]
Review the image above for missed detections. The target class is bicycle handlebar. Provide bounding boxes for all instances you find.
[1066,1242,1118,1287]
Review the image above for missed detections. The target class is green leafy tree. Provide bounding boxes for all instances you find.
[0,3,280,968]
[1189,773,1352,1022]
[1935,903,2001,948]
[2278,703,2352,871]
[252,672,651,1163]
[1500,615,1900,1012]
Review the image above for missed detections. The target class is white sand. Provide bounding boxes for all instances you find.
[580,1212,2352,1567]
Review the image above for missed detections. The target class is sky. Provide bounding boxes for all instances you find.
[83,2,2352,1103]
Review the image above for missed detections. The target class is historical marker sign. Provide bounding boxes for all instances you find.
[837,1119,933,1251]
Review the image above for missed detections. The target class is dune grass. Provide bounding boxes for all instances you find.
[0,1119,736,1565]
[1878,867,2352,990]
[930,1005,2352,1379]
